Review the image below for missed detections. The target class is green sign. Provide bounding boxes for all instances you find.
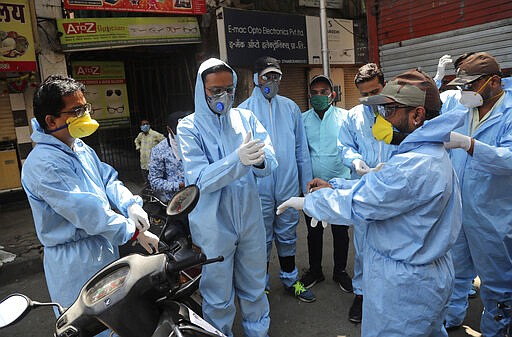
[57,17,200,51]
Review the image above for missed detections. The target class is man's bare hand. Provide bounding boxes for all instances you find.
[306,178,332,193]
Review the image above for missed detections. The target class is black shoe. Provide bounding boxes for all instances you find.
[349,295,363,323]
[300,269,325,289]
[333,271,353,293]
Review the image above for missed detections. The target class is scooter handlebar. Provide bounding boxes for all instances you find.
[166,254,224,275]
[166,253,207,275]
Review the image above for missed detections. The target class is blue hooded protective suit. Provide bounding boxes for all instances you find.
[21,119,137,310]
[176,58,277,337]
[305,108,466,337]
[238,75,312,286]
[337,103,397,295]
[445,85,512,336]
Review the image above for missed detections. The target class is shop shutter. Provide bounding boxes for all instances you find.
[343,67,360,110]
[279,66,309,111]
[375,0,512,80]
[0,83,16,142]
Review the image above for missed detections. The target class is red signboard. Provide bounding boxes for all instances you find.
[63,0,206,15]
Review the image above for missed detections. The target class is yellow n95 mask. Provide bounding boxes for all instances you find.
[372,114,393,144]
[65,113,99,138]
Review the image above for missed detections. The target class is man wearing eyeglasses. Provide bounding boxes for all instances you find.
[336,63,398,323]
[21,75,159,333]
[176,58,277,337]
[442,52,512,336]
[277,69,467,337]
[238,56,314,302]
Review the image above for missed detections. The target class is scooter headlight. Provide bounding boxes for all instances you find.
[85,266,129,305]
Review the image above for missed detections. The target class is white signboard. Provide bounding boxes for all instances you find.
[299,0,343,9]
[306,16,354,65]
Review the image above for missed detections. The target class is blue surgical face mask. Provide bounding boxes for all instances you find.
[207,91,233,115]
[259,81,279,99]
[141,124,150,133]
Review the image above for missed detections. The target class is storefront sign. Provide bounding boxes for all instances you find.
[72,61,130,126]
[0,0,37,72]
[63,0,206,15]
[306,16,354,64]
[217,7,308,66]
[57,16,200,51]
[299,0,343,9]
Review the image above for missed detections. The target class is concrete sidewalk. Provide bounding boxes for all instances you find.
[0,179,144,286]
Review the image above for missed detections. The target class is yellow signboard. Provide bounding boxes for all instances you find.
[57,16,201,51]
[0,0,37,72]
[72,61,130,126]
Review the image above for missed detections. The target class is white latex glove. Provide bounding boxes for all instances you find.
[127,203,150,233]
[311,218,328,228]
[353,159,371,176]
[137,230,159,254]
[237,131,265,166]
[434,54,453,81]
[276,197,304,215]
[444,132,472,151]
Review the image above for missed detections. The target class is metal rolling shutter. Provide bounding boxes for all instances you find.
[0,83,16,142]
[279,66,309,111]
[343,67,360,110]
[380,18,512,81]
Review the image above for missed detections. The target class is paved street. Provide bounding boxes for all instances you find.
[0,211,484,337]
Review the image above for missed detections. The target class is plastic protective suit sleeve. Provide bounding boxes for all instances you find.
[37,156,136,245]
[472,135,512,175]
[239,79,312,195]
[178,119,275,194]
[99,159,143,217]
[328,177,358,190]
[337,109,363,168]
[293,105,314,193]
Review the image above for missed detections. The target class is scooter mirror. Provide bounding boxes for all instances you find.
[166,184,200,217]
[0,294,30,328]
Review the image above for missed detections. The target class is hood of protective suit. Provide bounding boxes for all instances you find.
[30,118,77,153]
[397,105,467,154]
[195,58,237,117]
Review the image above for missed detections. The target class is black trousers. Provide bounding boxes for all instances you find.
[304,212,350,277]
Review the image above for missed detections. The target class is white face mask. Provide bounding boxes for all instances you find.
[168,133,181,160]
[459,91,484,108]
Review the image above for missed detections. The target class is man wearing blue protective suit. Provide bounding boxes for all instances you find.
[238,56,314,302]
[336,63,397,323]
[176,58,277,337]
[21,75,159,335]
[300,75,353,295]
[278,69,464,337]
[443,52,512,336]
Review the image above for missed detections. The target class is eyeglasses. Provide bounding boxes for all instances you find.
[456,75,491,91]
[261,73,282,82]
[107,106,125,114]
[379,104,410,118]
[310,88,331,96]
[106,89,122,96]
[60,103,93,117]
[206,86,235,97]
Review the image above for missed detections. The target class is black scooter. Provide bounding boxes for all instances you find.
[0,185,225,337]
